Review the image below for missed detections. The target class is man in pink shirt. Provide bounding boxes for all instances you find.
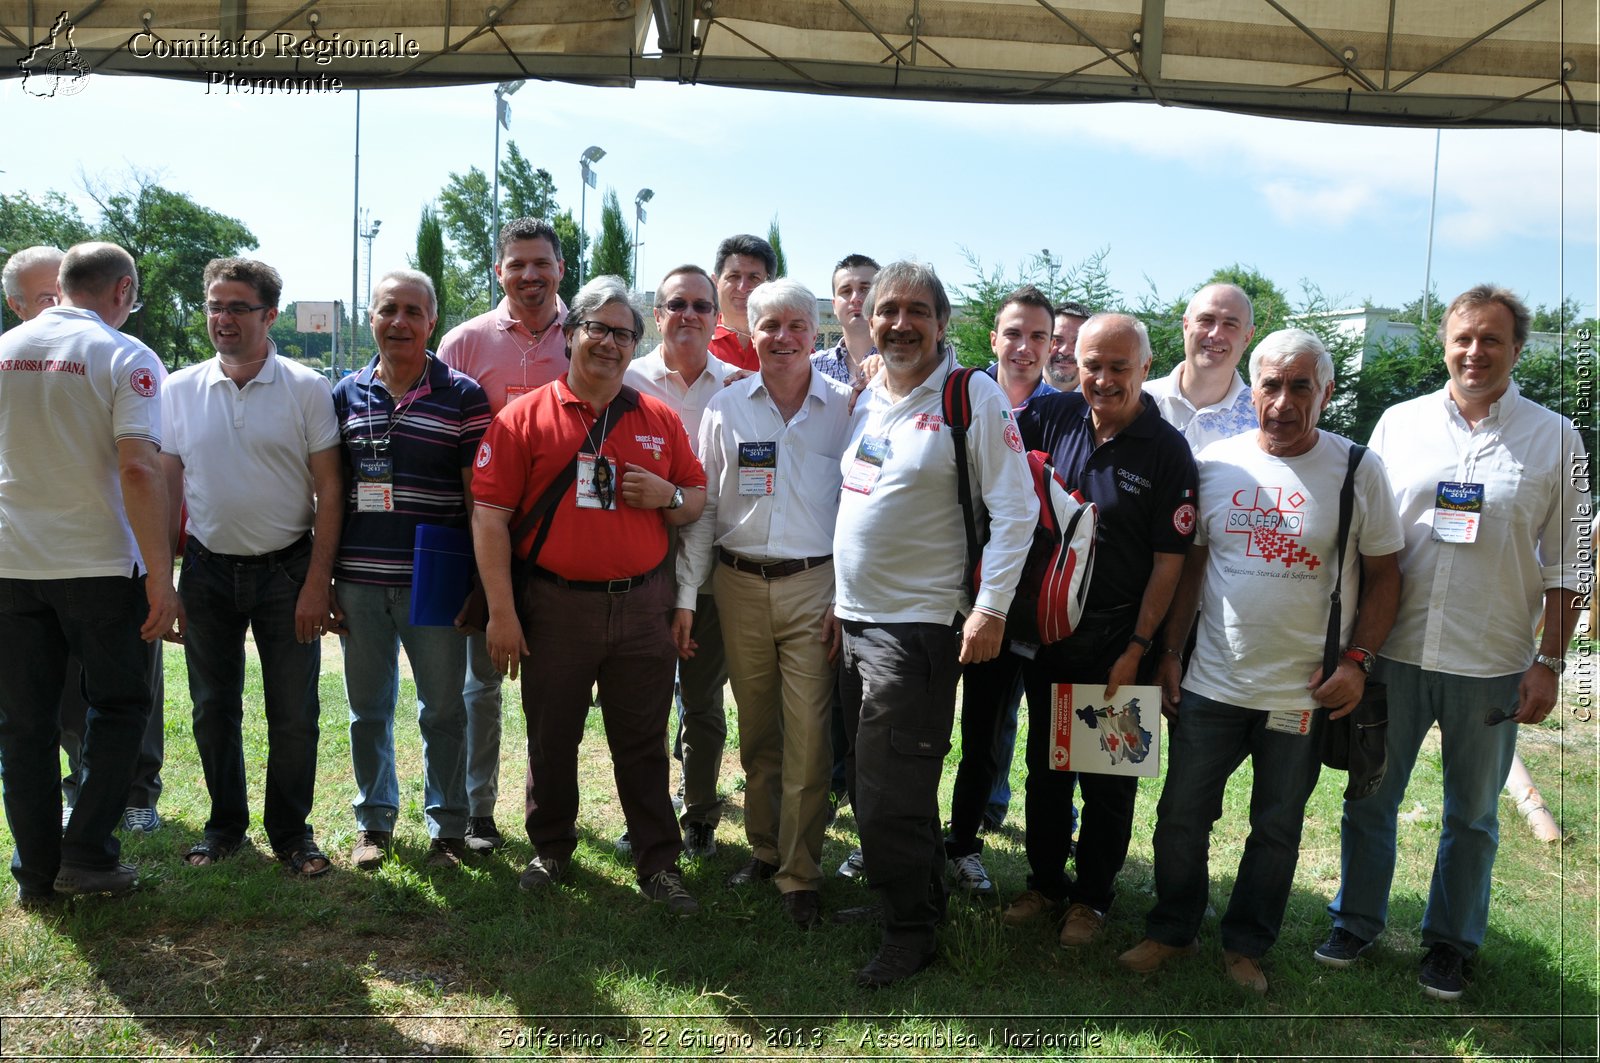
[437,217,569,853]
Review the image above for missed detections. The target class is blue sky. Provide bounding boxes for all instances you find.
[4,72,1595,321]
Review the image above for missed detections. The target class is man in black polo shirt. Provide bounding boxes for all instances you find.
[1005,313,1197,949]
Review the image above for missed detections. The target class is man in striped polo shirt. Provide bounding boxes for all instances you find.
[331,270,491,872]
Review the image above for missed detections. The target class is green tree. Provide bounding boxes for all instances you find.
[437,165,494,313]
[500,144,557,222]
[0,191,94,329]
[85,170,257,368]
[553,210,585,304]
[588,189,633,287]
[767,215,787,278]
[412,205,448,347]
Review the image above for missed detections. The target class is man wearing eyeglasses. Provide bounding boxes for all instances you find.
[438,218,570,856]
[2,245,64,329]
[159,258,343,877]
[0,241,182,904]
[1045,301,1090,392]
[834,261,1034,986]
[473,275,707,915]
[707,235,777,372]
[2,244,167,837]
[624,265,737,862]
[333,270,491,873]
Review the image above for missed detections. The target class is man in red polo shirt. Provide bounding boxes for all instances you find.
[706,234,776,372]
[472,275,707,914]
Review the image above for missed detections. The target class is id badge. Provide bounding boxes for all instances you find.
[505,384,536,405]
[355,455,394,513]
[738,441,777,496]
[576,452,616,510]
[1264,709,1314,735]
[843,434,889,495]
[1431,481,1483,543]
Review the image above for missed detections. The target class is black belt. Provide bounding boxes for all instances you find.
[532,566,657,594]
[717,547,832,581]
[190,533,311,566]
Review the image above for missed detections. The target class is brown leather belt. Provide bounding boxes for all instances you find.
[717,547,832,581]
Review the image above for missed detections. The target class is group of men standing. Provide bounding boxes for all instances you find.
[0,232,1585,1004]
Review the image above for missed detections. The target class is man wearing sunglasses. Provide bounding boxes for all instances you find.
[472,275,707,915]
[160,257,343,877]
[0,241,181,904]
[438,218,570,856]
[624,265,737,862]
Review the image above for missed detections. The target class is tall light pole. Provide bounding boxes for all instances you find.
[490,80,525,297]
[633,188,654,290]
[360,211,382,319]
[578,145,606,284]
[349,89,362,373]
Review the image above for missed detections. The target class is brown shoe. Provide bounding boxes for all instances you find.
[1224,949,1268,994]
[424,837,467,869]
[780,889,821,929]
[1117,936,1200,973]
[1058,903,1106,947]
[351,830,393,871]
[1002,889,1057,927]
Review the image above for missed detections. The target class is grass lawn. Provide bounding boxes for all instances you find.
[1,636,1595,1061]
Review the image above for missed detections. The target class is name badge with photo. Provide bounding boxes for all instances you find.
[1431,481,1483,543]
[738,441,778,496]
[843,434,889,495]
[356,455,394,513]
[576,452,617,510]
[1264,708,1314,735]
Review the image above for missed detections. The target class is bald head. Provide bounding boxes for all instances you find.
[1181,283,1255,374]
[3,246,64,322]
[1080,312,1153,366]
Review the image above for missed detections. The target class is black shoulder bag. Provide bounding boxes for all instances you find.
[1317,443,1389,801]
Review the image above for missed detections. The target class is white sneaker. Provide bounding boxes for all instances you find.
[836,847,866,879]
[947,852,995,895]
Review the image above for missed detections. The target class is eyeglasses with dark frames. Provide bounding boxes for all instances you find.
[576,319,641,348]
[206,301,271,317]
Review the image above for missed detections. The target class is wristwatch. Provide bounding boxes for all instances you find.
[1341,646,1375,675]
[667,485,685,510]
[1534,652,1567,675]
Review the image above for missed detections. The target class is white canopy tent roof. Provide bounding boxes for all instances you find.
[3,1,1595,129]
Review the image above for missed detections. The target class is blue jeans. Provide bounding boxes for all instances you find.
[1330,659,1520,958]
[181,538,321,852]
[338,582,469,840]
[1146,691,1323,957]
[463,632,503,818]
[0,575,153,895]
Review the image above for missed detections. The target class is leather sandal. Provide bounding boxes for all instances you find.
[275,842,332,877]
[183,836,241,867]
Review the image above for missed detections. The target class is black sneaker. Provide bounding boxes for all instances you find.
[683,822,716,859]
[464,816,504,853]
[1418,943,1465,1001]
[518,855,567,892]
[638,868,699,915]
[1313,927,1372,969]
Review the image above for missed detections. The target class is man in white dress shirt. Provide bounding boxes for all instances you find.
[676,278,853,928]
